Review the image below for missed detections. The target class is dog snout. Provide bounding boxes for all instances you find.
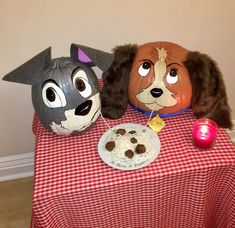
[150,88,163,98]
[75,100,92,116]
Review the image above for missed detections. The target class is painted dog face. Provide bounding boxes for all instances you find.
[3,44,114,136]
[101,41,232,128]
[128,42,192,115]
[32,58,101,136]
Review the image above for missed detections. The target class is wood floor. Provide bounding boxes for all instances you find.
[0,177,33,228]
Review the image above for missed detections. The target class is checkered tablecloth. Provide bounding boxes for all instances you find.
[31,106,235,228]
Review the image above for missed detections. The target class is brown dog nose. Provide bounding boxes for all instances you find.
[150,88,163,98]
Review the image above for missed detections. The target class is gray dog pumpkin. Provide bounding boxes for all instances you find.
[3,44,114,136]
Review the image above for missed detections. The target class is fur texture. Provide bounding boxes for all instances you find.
[101,44,232,129]
[101,44,138,119]
[184,51,232,128]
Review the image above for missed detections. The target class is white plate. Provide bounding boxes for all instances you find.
[98,123,160,170]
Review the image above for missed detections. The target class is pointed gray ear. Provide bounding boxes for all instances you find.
[70,43,114,72]
[2,47,52,85]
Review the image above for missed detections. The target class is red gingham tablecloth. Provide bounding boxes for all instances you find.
[31,106,235,228]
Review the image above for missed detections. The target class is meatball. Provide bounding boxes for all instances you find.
[130,137,137,144]
[116,128,126,135]
[105,141,115,151]
[135,144,146,154]
[125,149,134,159]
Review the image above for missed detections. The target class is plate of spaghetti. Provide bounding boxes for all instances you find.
[98,123,161,170]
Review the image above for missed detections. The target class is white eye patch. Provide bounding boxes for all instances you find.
[138,61,152,77]
[42,81,66,108]
[72,70,92,98]
[166,69,178,84]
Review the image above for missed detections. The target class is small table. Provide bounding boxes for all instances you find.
[31,106,235,228]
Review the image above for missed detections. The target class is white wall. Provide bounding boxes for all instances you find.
[0,0,234,157]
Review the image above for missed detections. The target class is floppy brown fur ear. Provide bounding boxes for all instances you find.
[101,44,138,119]
[184,51,232,129]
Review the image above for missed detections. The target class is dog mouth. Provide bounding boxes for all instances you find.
[137,89,174,111]
[137,101,165,113]
[75,100,92,116]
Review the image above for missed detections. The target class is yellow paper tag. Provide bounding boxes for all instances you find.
[148,115,165,133]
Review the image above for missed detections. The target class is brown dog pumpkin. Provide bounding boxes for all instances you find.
[101,41,232,129]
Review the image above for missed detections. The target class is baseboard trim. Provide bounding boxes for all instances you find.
[0,152,34,182]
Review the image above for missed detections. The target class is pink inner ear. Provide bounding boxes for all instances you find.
[77,48,92,63]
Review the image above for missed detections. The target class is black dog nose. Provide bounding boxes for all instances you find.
[150,88,163,98]
[75,100,92,116]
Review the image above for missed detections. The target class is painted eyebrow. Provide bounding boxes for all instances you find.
[139,59,154,65]
[71,66,82,77]
[42,79,59,88]
[167,63,183,68]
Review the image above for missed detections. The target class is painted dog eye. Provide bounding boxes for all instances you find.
[166,68,178,84]
[73,70,92,98]
[75,78,86,92]
[42,81,66,108]
[46,88,56,102]
[138,61,151,77]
